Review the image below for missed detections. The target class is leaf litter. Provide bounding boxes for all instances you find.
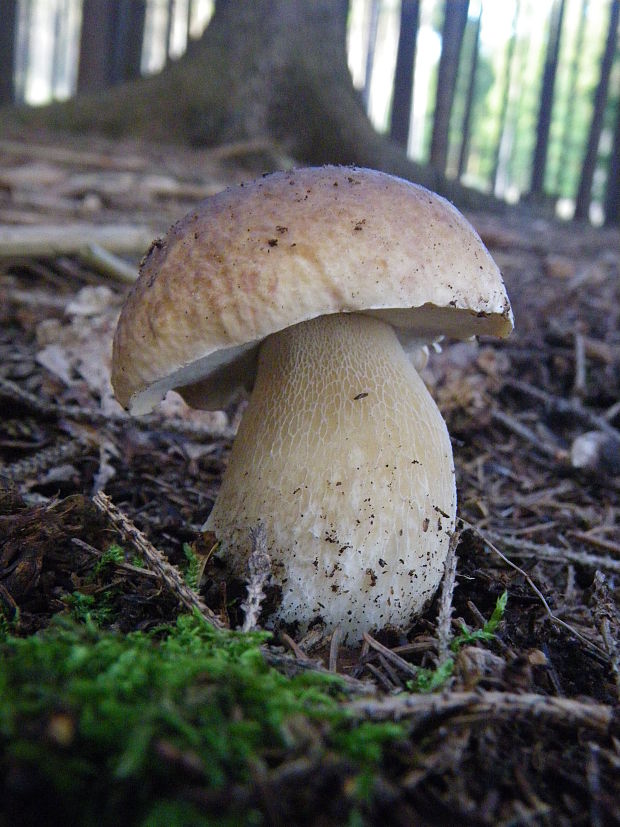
[1,133,619,825]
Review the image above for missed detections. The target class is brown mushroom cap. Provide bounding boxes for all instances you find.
[112,165,513,414]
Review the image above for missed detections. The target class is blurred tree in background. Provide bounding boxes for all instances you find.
[1,0,619,223]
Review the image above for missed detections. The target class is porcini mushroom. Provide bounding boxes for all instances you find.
[112,166,513,642]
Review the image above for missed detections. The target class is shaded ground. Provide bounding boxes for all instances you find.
[1,132,619,825]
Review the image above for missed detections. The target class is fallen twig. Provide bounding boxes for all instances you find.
[0,439,85,483]
[71,537,159,580]
[491,409,568,462]
[0,223,153,258]
[79,243,138,284]
[573,331,588,398]
[590,571,620,702]
[436,530,460,665]
[92,490,225,629]
[240,524,272,632]
[0,377,234,440]
[486,531,620,574]
[569,531,620,557]
[346,691,614,734]
[502,378,620,441]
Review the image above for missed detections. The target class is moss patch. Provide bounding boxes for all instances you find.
[0,613,404,826]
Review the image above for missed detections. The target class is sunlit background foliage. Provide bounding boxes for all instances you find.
[8,0,620,222]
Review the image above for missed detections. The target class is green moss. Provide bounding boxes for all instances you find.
[0,613,405,825]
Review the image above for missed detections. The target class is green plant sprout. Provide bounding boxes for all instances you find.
[93,543,126,577]
[408,590,508,693]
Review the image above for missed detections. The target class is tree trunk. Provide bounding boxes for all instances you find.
[604,97,620,226]
[490,1,520,194]
[530,0,565,196]
[573,0,620,221]
[0,0,18,106]
[389,0,420,149]
[456,10,481,180]
[4,0,499,211]
[362,0,380,110]
[429,0,469,174]
[78,0,146,93]
[555,0,588,195]
[111,0,147,84]
[77,0,117,93]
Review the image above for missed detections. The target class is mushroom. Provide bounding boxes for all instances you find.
[112,166,513,642]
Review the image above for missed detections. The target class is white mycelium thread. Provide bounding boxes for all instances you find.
[205,312,456,642]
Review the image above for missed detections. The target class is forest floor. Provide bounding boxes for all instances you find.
[1,132,619,826]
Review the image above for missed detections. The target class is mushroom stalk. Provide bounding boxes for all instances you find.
[205,312,456,641]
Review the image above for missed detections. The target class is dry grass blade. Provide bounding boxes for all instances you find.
[464,520,607,658]
[92,490,226,629]
[362,632,419,679]
[329,625,343,672]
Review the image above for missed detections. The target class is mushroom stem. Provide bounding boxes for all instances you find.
[205,312,456,641]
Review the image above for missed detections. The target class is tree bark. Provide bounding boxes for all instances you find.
[4,0,500,211]
[530,0,565,196]
[604,97,620,226]
[111,0,147,84]
[0,0,18,106]
[362,0,380,110]
[574,0,619,220]
[456,10,481,179]
[555,0,588,195]
[389,0,420,149]
[490,1,520,193]
[77,0,117,93]
[430,0,469,174]
[78,0,146,93]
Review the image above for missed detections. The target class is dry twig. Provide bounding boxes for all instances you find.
[71,537,159,580]
[79,243,138,283]
[502,378,620,441]
[487,531,620,574]
[347,690,614,734]
[590,571,620,701]
[491,409,568,462]
[0,439,85,483]
[436,530,460,665]
[92,490,225,629]
[0,377,233,440]
[240,524,272,632]
[0,223,153,258]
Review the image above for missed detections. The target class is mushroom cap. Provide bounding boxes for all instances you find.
[112,166,513,414]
